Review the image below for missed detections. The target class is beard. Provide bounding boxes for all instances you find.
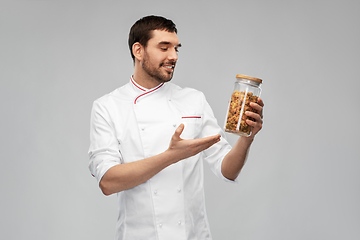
[141,52,175,83]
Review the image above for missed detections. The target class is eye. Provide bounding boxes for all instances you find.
[161,47,168,51]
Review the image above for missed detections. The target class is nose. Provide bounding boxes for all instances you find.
[168,47,178,62]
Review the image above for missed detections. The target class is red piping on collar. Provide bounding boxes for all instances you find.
[134,82,164,104]
[130,77,146,92]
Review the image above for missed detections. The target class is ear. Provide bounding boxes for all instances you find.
[132,42,143,62]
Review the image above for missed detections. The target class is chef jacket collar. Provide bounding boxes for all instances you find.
[130,76,147,93]
[130,76,165,104]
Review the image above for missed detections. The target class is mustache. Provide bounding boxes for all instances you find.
[160,61,176,67]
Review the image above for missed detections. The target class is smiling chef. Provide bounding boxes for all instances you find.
[88,15,264,240]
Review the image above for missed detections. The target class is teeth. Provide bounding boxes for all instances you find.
[165,66,173,69]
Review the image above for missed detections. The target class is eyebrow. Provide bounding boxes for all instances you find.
[158,41,182,48]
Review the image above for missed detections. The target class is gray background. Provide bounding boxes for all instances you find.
[1,0,359,239]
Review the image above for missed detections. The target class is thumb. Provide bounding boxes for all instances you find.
[173,123,185,139]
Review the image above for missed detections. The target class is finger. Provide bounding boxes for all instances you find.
[246,117,263,127]
[193,134,221,147]
[180,135,220,157]
[202,134,221,142]
[257,97,264,107]
[205,136,221,146]
[250,101,263,113]
[245,120,262,136]
[250,102,263,119]
[173,123,185,139]
[245,111,263,123]
[192,138,220,154]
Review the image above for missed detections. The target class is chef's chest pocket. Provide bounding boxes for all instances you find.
[179,115,203,139]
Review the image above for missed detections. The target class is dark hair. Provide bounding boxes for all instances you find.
[128,15,177,61]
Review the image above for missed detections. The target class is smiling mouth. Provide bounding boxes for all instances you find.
[162,64,175,72]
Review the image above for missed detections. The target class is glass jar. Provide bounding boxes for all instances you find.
[224,74,262,137]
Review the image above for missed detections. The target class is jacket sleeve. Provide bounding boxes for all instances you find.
[199,93,238,183]
[88,100,122,184]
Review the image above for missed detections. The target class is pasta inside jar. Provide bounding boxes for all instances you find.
[225,90,258,136]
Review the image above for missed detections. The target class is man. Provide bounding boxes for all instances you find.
[88,15,264,240]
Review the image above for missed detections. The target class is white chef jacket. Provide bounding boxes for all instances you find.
[88,77,235,240]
